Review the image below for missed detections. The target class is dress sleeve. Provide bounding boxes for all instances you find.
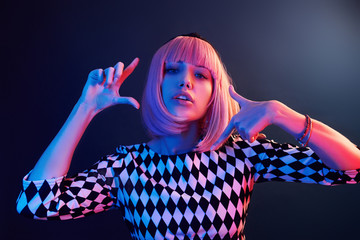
[16,152,125,220]
[239,138,360,185]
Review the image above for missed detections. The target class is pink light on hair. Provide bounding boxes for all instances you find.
[142,36,239,152]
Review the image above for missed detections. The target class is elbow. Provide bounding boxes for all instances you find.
[16,191,39,219]
[16,191,32,218]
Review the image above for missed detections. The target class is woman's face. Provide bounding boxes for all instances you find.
[161,61,213,122]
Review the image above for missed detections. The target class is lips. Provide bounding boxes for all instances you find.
[173,92,194,103]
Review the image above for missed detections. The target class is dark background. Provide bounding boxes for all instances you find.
[2,0,360,239]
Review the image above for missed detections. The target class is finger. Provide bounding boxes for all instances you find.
[103,67,115,87]
[257,133,267,140]
[229,85,251,107]
[113,96,140,109]
[246,123,269,142]
[113,62,124,86]
[237,127,249,142]
[245,126,259,143]
[240,123,263,143]
[88,69,104,84]
[117,57,139,87]
[249,133,258,143]
[210,120,235,150]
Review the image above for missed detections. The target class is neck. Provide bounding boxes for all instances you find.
[148,121,201,155]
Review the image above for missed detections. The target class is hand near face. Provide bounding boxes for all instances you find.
[80,58,140,114]
[211,85,276,149]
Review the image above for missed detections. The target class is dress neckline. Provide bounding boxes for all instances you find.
[143,142,198,159]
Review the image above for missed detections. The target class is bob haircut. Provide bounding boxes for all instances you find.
[141,35,240,152]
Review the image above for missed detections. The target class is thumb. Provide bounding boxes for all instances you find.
[113,96,140,109]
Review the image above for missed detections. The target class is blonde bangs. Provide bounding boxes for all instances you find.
[163,37,224,109]
[164,37,220,80]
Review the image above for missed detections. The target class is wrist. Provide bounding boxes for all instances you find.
[75,99,98,120]
[296,114,313,147]
[269,100,306,139]
[267,100,285,125]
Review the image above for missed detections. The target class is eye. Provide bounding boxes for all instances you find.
[195,73,208,79]
[165,67,179,74]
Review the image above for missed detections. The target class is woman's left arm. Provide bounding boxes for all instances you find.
[212,86,360,170]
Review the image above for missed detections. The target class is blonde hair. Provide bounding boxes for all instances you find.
[141,35,239,152]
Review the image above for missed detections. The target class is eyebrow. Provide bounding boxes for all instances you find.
[174,61,208,70]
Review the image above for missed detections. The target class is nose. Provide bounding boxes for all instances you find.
[179,80,192,89]
[179,70,193,89]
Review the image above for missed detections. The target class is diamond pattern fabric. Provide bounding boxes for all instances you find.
[16,137,360,239]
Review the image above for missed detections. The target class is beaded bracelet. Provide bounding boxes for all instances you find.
[297,114,312,147]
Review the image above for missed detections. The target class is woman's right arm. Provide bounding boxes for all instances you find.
[28,58,140,181]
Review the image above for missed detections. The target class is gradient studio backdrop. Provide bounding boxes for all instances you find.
[2,1,360,239]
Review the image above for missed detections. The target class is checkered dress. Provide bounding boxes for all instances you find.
[16,137,360,239]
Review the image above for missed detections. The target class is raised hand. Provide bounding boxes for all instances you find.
[211,85,276,150]
[27,58,141,180]
[80,58,140,114]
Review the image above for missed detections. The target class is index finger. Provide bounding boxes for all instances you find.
[117,57,139,86]
[210,119,235,150]
[229,85,251,106]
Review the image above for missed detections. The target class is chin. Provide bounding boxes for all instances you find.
[169,108,205,122]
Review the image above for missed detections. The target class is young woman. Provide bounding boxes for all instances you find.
[16,33,360,240]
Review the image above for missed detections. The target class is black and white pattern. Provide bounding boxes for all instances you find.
[16,137,360,239]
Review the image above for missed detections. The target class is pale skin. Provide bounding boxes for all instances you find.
[211,85,360,170]
[28,59,140,180]
[28,58,360,181]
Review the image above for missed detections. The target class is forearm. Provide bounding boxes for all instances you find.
[26,59,140,181]
[272,101,360,170]
[28,101,96,180]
